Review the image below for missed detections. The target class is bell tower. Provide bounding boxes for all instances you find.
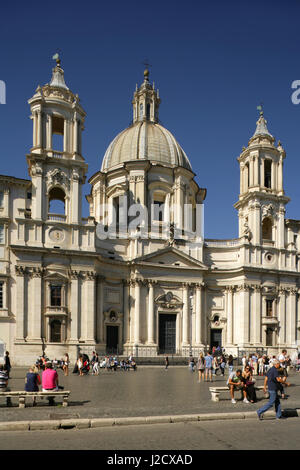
[234,110,290,249]
[27,55,88,227]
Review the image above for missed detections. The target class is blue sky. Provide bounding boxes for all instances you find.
[0,0,300,238]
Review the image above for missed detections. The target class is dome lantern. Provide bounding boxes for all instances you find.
[132,68,161,123]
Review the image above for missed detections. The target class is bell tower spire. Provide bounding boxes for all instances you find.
[26,55,88,230]
[234,108,290,249]
[132,68,161,123]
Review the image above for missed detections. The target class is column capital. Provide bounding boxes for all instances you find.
[182,282,191,288]
[195,282,205,290]
[15,265,26,277]
[70,270,81,280]
[225,285,235,293]
[28,267,44,279]
[82,271,97,281]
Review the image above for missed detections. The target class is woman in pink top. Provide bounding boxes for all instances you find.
[42,363,59,406]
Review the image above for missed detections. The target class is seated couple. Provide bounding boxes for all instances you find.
[227,368,257,404]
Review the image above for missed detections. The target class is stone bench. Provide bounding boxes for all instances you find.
[209,385,268,402]
[0,391,71,408]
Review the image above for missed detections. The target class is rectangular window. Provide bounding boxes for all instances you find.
[50,285,62,307]
[0,191,3,207]
[266,328,273,346]
[0,225,4,244]
[0,282,3,308]
[266,299,273,317]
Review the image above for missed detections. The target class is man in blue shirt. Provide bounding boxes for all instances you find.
[257,359,286,420]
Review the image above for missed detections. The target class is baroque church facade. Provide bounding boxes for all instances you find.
[0,58,299,365]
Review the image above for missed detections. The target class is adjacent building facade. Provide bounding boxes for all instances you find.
[0,59,299,365]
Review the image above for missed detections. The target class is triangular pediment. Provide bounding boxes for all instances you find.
[43,270,69,281]
[133,246,208,269]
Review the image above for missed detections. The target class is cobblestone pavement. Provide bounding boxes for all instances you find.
[1,366,299,423]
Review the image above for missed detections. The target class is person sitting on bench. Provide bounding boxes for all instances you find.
[227,369,250,404]
[25,365,41,406]
[42,362,59,406]
[0,364,12,407]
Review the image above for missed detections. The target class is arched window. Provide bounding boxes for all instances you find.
[48,187,66,215]
[152,193,166,222]
[262,217,273,241]
[264,160,272,188]
[139,104,143,121]
[52,116,64,152]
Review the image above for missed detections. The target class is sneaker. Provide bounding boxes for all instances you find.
[243,398,250,404]
[231,399,236,404]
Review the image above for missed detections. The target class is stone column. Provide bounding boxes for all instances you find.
[37,110,42,148]
[147,281,155,344]
[33,111,37,147]
[29,268,43,341]
[71,170,80,225]
[252,285,261,345]
[278,287,286,345]
[123,280,130,344]
[288,288,296,346]
[134,280,141,345]
[244,164,248,192]
[240,163,244,194]
[33,163,43,221]
[195,283,204,345]
[73,116,78,154]
[254,155,259,186]
[278,205,285,250]
[85,272,96,343]
[271,161,276,190]
[96,276,104,344]
[252,200,261,245]
[47,114,52,150]
[226,286,234,345]
[249,156,254,187]
[260,158,265,187]
[70,271,80,343]
[278,157,283,193]
[63,119,67,153]
[182,283,189,346]
[15,266,26,341]
[239,285,250,345]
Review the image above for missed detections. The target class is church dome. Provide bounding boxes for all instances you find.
[101,120,192,171]
[100,69,192,172]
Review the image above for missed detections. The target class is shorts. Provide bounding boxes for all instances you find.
[228,384,243,390]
